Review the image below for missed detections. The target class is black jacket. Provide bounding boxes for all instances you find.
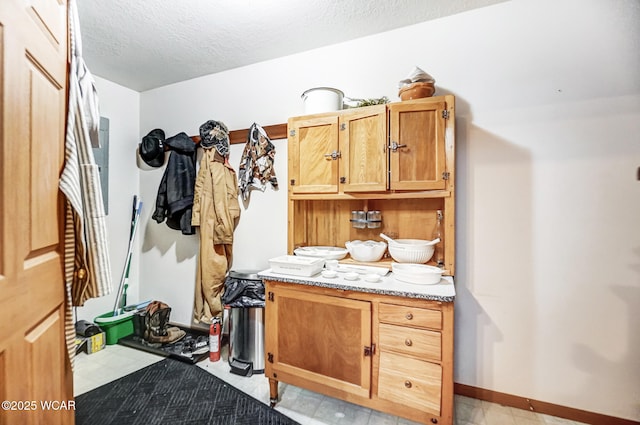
[152,132,197,234]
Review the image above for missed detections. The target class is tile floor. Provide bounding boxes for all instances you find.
[73,344,588,425]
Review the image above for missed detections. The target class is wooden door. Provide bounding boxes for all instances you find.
[340,105,387,193]
[0,1,72,425]
[388,98,448,191]
[265,283,372,399]
[288,115,339,194]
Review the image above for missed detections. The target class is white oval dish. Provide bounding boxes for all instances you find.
[321,270,338,278]
[391,262,443,285]
[294,246,349,260]
[344,272,359,281]
[363,273,380,283]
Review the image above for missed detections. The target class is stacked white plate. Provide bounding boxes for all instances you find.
[294,246,348,260]
[391,263,443,285]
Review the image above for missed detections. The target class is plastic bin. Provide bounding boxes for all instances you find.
[94,311,134,345]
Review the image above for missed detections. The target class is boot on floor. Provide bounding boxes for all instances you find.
[144,301,186,344]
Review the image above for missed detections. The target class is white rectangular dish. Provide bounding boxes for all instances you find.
[269,255,325,277]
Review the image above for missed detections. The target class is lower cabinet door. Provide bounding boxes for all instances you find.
[377,351,442,415]
[266,285,372,398]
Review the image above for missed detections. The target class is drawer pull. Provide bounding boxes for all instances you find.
[405,312,413,320]
[405,380,412,388]
[405,339,413,346]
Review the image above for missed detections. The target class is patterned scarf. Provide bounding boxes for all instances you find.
[199,120,230,158]
[238,123,278,201]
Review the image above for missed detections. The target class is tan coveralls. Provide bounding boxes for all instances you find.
[191,149,240,324]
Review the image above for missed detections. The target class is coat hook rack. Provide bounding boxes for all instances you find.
[190,123,287,146]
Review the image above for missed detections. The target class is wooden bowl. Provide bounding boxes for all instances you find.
[398,82,435,100]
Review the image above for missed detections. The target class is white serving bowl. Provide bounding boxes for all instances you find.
[392,263,443,285]
[387,239,435,263]
[345,240,387,262]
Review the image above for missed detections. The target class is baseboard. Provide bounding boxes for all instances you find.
[454,383,640,425]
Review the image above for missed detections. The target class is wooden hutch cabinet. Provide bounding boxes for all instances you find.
[265,95,456,425]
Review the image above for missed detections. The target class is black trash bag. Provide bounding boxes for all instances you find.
[222,276,265,308]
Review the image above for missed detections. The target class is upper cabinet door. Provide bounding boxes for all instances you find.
[340,105,387,193]
[288,115,340,193]
[388,99,448,191]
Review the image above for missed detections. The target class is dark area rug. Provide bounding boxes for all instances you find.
[75,358,299,425]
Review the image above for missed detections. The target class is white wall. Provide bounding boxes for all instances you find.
[129,0,639,420]
[75,77,141,323]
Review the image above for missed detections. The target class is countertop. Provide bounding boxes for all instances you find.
[258,269,455,302]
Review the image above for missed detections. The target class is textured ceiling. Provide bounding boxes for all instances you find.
[78,0,507,92]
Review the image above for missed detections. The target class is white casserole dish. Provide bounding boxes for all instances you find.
[391,262,443,285]
[269,255,325,277]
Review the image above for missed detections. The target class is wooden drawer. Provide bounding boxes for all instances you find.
[378,323,441,361]
[377,351,442,415]
[379,303,442,330]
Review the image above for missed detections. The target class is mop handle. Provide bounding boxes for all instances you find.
[113,198,142,315]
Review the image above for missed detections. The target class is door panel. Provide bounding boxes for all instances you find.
[341,105,387,192]
[389,100,447,191]
[0,0,72,424]
[289,116,339,193]
[268,285,372,398]
[27,0,66,47]
[29,56,64,250]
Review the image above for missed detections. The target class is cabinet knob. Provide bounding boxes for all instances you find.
[405,312,413,320]
[323,150,341,160]
[404,380,412,388]
[405,339,412,346]
[389,141,408,152]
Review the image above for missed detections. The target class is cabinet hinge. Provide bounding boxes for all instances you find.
[290,179,296,186]
[442,109,450,119]
[289,129,296,137]
[339,177,346,184]
[442,171,450,180]
[267,352,274,363]
[364,344,376,356]
[340,123,346,131]
[268,292,275,302]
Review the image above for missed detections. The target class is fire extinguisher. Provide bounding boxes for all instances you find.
[209,316,221,362]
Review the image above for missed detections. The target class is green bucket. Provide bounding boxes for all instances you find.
[94,311,134,345]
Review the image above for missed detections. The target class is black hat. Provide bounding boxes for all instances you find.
[140,129,166,167]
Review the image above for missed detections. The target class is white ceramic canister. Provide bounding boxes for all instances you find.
[301,87,344,114]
